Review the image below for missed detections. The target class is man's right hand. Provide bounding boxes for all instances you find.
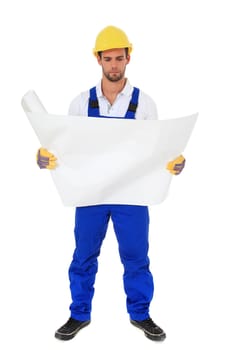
[36,148,57,169]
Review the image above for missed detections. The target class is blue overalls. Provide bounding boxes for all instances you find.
[68,87,154,322]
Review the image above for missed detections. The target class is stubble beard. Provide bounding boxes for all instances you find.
[103,69,126,82]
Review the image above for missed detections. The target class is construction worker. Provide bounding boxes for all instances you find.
[37,25,185,341]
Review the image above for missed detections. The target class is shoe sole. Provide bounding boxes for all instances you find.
[55,320,90,341]
[130,320,166,341]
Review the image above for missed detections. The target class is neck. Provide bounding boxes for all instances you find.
[101,77,127,104]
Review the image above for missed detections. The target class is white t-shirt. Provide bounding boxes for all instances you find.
[68,79,158,120]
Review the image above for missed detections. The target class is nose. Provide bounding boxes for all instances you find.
[111,61,118,70]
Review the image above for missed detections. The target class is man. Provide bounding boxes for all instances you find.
[37,25,185,341]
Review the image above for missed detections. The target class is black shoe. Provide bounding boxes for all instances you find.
[130,318,166,341]
[55,317,90,341]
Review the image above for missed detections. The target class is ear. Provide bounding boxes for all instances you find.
[126,55,131,64]
[97,55,102,66]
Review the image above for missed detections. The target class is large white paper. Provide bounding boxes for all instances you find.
[22,91,198,207]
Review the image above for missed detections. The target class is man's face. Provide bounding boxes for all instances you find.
[97,48,130,82]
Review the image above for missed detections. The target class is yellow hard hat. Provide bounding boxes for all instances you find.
[93,25,133,56]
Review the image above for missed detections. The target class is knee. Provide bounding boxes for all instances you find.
[121,256,150,274]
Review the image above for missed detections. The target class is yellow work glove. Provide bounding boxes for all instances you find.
[36,148,57,169]
[166,155,186,175]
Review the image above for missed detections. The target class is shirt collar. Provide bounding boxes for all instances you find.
[96,79,133,98]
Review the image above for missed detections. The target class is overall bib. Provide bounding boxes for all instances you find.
[69,87,154,321]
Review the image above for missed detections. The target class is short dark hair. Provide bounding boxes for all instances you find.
[97,47,129,58]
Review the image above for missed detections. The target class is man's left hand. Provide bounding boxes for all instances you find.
[166,155,186,175]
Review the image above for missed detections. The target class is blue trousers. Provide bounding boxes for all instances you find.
[68,204,154,321]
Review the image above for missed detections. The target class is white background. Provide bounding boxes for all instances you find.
[0,0,227,349]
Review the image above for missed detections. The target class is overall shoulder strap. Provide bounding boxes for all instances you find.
[125,87,140,119]
[88,87,100,117]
